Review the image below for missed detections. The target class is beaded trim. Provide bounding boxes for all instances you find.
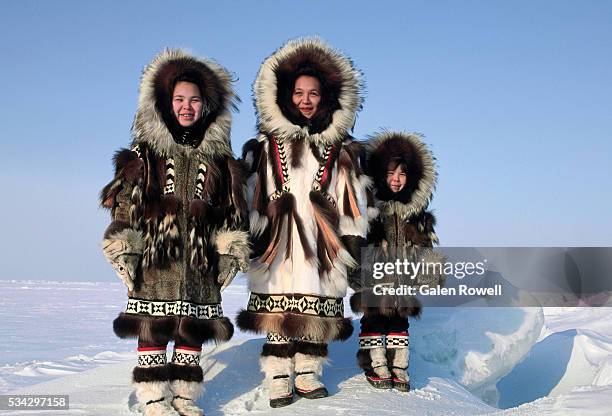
[386,332,409,348]
[125,298,224,319]
[247,292,344,318]
[359,333,385,349]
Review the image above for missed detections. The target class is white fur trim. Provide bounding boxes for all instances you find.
[294,352,326,376]
[336,165,372,237]
[367,206,380,220]
[213,229,251,267]
[338,216,369,238]
[134,381,177,415]
[254,37,364,147]
[249,210,269,238]
[170,380,204,401]
[247,171,269,238]
[319,249,354,298]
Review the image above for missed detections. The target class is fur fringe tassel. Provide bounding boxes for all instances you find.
[258,193,313,266]
[187,199,209,272]
[156,195,182,267]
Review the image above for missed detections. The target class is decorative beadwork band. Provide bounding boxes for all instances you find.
[137,348,167,366]
[172,347,201,365]
[247,293,344,318]
[125,298,224,319]
[266,332,293,344]
[164,158,176,195]
[295,334,324,343]
[386,332,409,349]
[359,333,385,349]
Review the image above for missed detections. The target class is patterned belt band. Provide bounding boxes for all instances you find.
[137,347,168,366]
[266,332,293,344]
[172,346,202,366]
[295,334,325,343]
[125,298,224,319]
[386,332,409,348]
[247,293,344,318]
[359,332,384,349]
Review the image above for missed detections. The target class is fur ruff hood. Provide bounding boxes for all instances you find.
[132,48,238,160]
[367,130,437,220]
[253,37,364,147]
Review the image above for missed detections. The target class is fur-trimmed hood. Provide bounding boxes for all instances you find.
[253,37,364,147]
[366,130,437,220]
[132,48,238,160]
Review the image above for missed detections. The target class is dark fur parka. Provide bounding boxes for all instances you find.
[100,49,249,346]
[350,131,444,319]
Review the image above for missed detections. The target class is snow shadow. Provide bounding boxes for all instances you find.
[496,329,575,409]
[198,338,267,414]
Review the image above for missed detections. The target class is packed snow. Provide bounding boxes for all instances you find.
[1,279,611,415]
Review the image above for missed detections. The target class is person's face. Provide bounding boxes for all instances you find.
[172,81,203,127]
[292,75,321,119]
[386,162,407,193]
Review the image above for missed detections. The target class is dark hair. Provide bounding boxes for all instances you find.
[387,158,408,174]
[151,57,229,145]
[367,137,424,203]
[173,72,202,94]
[275,66,341,134]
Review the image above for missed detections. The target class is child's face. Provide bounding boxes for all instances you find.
[386,162,407,193]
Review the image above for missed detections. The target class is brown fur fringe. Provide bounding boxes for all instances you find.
[236,309,353,342]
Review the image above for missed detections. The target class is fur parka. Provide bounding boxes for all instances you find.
[350,130,444,319]
[100,49,249,346]
[236,38,375,342]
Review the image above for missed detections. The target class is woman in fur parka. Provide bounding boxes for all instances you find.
[237,38,372,407]
[350,130,443,392]
[100,49,249,416]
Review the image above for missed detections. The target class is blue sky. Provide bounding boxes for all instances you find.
[1,1,611,281]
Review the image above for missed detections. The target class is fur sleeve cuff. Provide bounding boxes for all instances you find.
[103,224,144,255]
[415,248,447,288]
[214,229,251,267]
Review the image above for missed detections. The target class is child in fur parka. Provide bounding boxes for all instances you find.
[349,130,443,392]
[100,49,249,416]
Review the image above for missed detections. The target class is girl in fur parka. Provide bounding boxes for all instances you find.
[100,49,249,416]
[237,38,372,408]
[350,130,442,392]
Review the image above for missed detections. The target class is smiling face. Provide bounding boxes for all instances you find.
[172,81,203,127]
[386,161,407,193]
[292,75,321,119]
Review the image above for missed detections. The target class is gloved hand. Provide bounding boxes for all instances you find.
[102,239,140,291]
[217,254,241,292]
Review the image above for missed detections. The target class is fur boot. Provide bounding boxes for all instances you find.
[386,332,410,392]
[170,380,204,416]
[261,355,294,408]
[294,352,328,399]
[134,381,180,416]
[357,333,392,389]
